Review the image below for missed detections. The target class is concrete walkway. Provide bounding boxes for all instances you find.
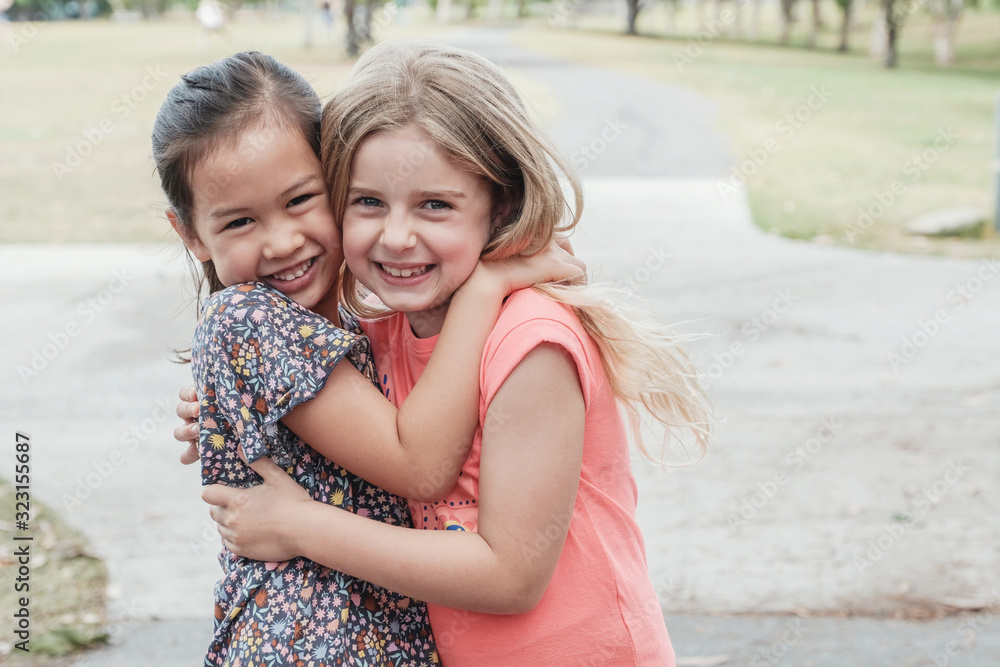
[0,23,997,667]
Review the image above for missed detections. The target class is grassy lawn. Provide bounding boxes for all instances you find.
[0,478,108,663]
[0,12,451,243]
[514,3,1000,257]
[1,7,996,256]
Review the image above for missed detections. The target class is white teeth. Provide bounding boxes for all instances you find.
[382,264,430,278]
[271,258,313,282]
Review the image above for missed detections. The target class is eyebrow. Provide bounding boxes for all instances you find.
[208,175,323,220]
[347,186,468,200]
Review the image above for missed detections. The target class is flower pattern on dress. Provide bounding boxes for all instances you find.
[192,283,437,666]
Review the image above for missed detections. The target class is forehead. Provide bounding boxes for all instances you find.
[190,123,322,203]
[352,126,485,191]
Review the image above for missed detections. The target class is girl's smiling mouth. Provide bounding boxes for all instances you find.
[377,263,434,279]
[265,256,319,291]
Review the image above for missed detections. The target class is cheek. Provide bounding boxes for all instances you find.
[340,223,369,274]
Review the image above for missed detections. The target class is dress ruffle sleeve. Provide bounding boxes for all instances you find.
[192,283,362,486]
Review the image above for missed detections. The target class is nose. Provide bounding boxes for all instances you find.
[379,211,416,253]
[262,221,305,260]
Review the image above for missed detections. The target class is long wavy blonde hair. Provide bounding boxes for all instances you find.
[322,40,710,462]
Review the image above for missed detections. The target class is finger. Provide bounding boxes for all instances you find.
[202,484,231,508]
[180,442,200,466]
[555,235,575,256]
[248,455,286,481]
[180,385,197,402]
[174,423,198,445]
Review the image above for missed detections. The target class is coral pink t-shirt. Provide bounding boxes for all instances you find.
[363,289,675,666]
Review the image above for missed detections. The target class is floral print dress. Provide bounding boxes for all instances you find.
[192,283,438,667]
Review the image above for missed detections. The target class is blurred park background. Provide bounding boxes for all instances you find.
[1,0,999,664]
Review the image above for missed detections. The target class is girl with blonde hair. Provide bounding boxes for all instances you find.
[199,40,710,665]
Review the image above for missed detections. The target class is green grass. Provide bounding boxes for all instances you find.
[2,7,998,256]
[0,12,447,243]
[0,478,109,663]
[515,3,1000,257]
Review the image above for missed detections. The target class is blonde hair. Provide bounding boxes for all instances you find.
[322,40,710,462]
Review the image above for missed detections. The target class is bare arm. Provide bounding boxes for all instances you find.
[281,248,583,500]
[205,343,585,613]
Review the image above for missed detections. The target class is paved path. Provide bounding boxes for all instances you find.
[1,24,998,667]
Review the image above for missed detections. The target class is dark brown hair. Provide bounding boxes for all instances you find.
[152,51,322,297]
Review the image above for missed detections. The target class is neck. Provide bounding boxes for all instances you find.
[405,302,449,338]
[312,292,342,328]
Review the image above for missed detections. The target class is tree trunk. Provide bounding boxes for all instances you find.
[837,0,852,52]
[626,0,640,34]
[344,0,359,56]
[883,0,897,68]
[868,11,886,57]
[931,0,963,66]
[806,0,821,47]
[780,0,796,44]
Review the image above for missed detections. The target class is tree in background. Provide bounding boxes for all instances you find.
[928,0,964,65]
[626,0,641,34]
[779,0,796,43]
[342,0,379,56]
[881,0,904,67]
[805,0,823,46]
[835,0,852,51]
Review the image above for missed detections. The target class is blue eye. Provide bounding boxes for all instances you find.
[424,200,450,210]
[356,196,381,207]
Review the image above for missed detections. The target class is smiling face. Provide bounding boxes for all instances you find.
[341,125,495,337]
[171,122,343,321]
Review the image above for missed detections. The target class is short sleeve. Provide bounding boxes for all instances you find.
[192,283,363,470]
[481,291,599,413]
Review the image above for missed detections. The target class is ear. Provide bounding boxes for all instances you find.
[167,208,211,262]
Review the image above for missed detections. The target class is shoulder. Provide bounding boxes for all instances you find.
[483,288,600,407]
[494,288,584,335]
[195,283,361,364]
[200,282,302,318]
